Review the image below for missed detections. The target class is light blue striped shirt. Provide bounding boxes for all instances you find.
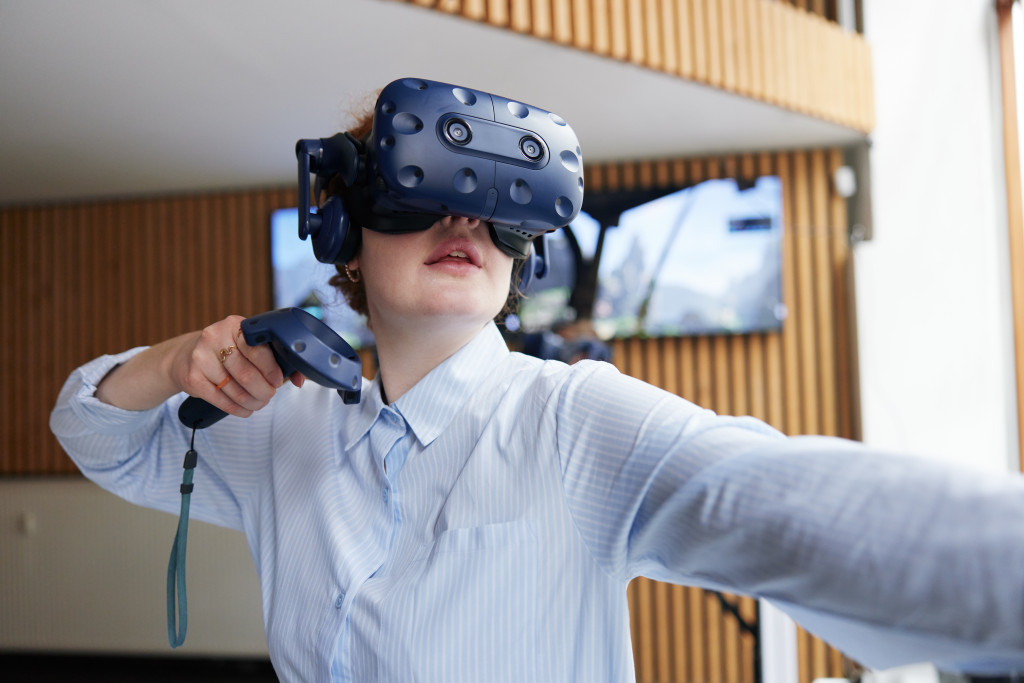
[52,322,1024,681]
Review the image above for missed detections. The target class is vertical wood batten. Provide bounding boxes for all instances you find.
[691,0,709,83]
[9,206,34,472]
[746,0,765,100]
[704,0,724,88]
[770,0,788,108]
[676,0,695,79]
[0,213,9,471]
[627,0,647,66]
[670,585,688,678]
[812,149,839,437]
[785,4,802,114]
[792,151,820,434]
[797,8,813,115]
[722,594,741,683]
[828,149,855,440]
[463,0,486,19]
[550,0,571,43]
[487,0,509,25]
[20,207,38,472]
[531,0,553,36]
[720,0,738,92]
[588,0,610,55]
[658,0,678,75]
[777,153,800,437]
[734,0,752,96]
[759,153,786,434]
[608,0,629,60]
[4,209,22,472]
[706,590,724,683]
[509,0,531,32]
[653,580,673,680]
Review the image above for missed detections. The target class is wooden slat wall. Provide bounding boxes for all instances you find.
[401,0,874,133]
[1,188,289,475]
[2,145,857,681]
[591,149,856,683]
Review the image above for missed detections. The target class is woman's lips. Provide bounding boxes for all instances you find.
[425,239,482,268]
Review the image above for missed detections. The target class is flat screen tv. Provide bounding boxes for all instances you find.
[517,175,786,338]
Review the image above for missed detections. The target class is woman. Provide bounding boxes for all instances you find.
[52,107,1024,681]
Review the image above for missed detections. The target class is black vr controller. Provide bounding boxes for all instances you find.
[178,308,362,430]
[295,77,583,289]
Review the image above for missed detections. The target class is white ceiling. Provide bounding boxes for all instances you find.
[0,0,867,206]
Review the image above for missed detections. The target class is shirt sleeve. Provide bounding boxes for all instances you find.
[49,349,265,531]
[554,360,1024,673]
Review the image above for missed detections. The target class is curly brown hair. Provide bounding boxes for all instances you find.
[324,100,525,327]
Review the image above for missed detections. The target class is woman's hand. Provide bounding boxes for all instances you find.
[173,315,305,418]
[95,315,304,415]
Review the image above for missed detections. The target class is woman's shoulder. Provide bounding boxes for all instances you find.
[503,353,634,406]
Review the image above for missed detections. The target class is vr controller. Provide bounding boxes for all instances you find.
[178,308,362,429]
[295,77,584,288]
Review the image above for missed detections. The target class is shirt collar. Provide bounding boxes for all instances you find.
[343,322,510,449]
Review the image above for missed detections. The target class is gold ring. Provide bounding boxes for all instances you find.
[215,376,231,390]
[218,345,237,363]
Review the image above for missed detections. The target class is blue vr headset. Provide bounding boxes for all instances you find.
[295,77,584,287]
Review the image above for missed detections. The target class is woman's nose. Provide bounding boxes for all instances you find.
[441,215,481,229]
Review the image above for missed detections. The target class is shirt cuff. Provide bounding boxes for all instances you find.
[65,347,168,435]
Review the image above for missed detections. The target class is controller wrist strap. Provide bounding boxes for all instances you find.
[167,428,198,648]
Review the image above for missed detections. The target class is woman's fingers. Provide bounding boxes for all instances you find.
[218,334,280,409]
[235,328,285,389]
[181,315,293,418]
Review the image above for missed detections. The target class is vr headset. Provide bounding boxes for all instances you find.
[295,77,584,287]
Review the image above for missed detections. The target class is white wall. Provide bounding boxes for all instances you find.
[0,480,268,656]
[856,0,1019,472]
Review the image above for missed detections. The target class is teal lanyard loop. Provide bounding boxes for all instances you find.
[167,431,198,648]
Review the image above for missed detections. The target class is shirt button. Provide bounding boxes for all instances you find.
[335,593,345,609]
[382,488,389,504]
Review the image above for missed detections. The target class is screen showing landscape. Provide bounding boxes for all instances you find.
[567,175,786,338]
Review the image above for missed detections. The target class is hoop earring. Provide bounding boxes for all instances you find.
[344,263,361,283]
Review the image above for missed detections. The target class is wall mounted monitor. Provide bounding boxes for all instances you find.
[518,175,786,339]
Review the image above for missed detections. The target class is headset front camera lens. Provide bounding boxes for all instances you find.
[520,136,543,160]
[445,119,471,145]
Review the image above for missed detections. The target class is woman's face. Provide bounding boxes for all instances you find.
[350,216,514,336]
